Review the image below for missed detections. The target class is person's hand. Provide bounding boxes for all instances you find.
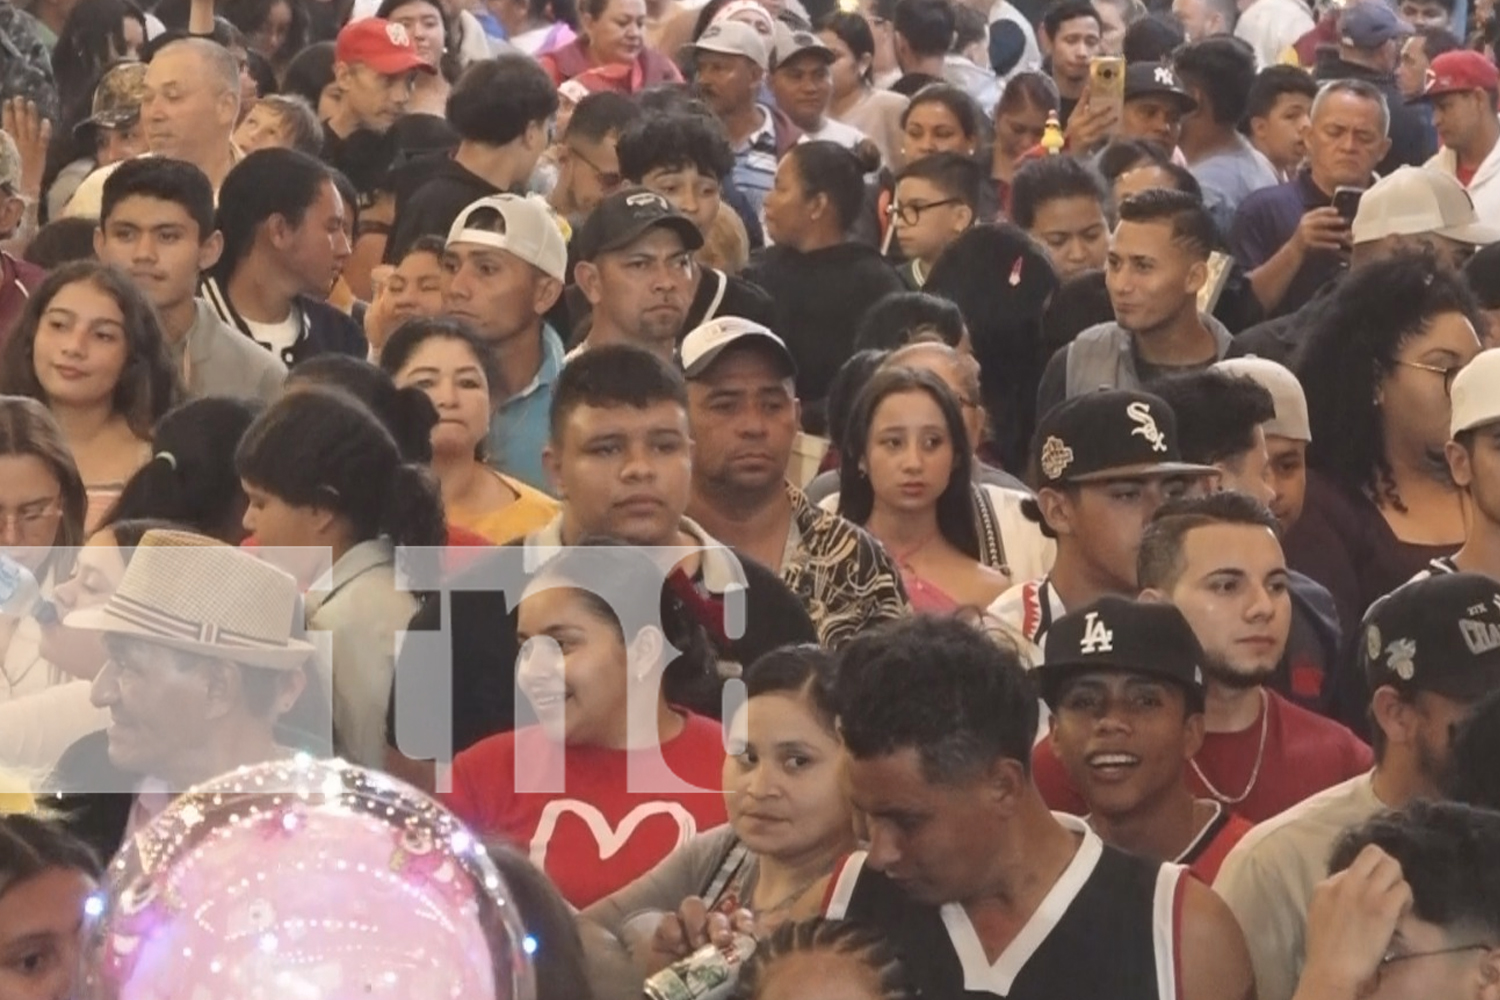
[362,265,397,358]
[1294,206,1352,255]
[1064,91,1118,155]
[1296,844,1412,1000]
[639,897,755,975]
[1,98,51,200]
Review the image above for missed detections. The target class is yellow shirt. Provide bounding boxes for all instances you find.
[448,467,559,546]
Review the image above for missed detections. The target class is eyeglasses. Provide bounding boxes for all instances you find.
[888,198,960,226]
[1377,943,1494,984]
[1395,358,1467,396]
[568,145,623,190]
[0,500,62,538]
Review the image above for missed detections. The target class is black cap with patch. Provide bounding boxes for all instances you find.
[1359,572,1500,702]
[1037,596,1207,711]
[1125,61,1199,114]
[1031,388,1217,488]
[572,187,705,262]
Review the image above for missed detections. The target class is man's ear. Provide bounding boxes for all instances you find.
[1370,685,1415,750]
[543,441,566,498]
[1447,438,1474,489]
[534,274,563,314]
[199,229,225,273]
[1036,487,1073,537]
[92,224,107,259]
[574,261,603,306]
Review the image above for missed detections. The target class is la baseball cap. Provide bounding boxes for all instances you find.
[1359,573,1500,703]
[694,20,770,72]
[1124,62,1198,115]
[446,194,569,283]
[77,61,147,134]
[1351,166,1500,246]
[1449,348,1500,436]
[572,187,704,263]
[681,317,796,380]
[1031,389,1218,488]
[1339,1,1412,49]
[1214,357,1312,442]
[1038,596,1208,712]
[1415,50,1500,101]
[335,18,436,76]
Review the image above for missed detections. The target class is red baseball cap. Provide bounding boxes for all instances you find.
[335,18,436,76]
[1419,50,1500,101]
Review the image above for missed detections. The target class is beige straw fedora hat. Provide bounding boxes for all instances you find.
[64,529,314,670]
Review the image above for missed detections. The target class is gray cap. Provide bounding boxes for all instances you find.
[1214,356,1311,442]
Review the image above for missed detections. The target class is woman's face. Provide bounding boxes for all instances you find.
[393,336,492,460]
[1382,311,1482,464]
[386,250,446,321]
[0,867,97,1000]
[318,82,343,122]
[112,16,145,60]
[584,0,646,66]
[515,585,632,748]
[724,692,851,863]
[995,99,1050,160]
[0,455,63,573]
[40,529,126,681]
[250,0,294,58]
[232,103,291,154]
[863,388,955,515]
[903,100,974,161]
[388,0,446,65]
[762,155,813,249]
[819,30,865,101]
[31,279,129,412]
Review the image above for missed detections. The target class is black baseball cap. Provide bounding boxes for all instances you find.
[1125,62,1198,114]
[1032,389,1218,488]
[572,187,705,263]
[1359,572,1500,702]
[1037,596,1207,711]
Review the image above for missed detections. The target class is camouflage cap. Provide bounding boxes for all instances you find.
[77,61,147,134]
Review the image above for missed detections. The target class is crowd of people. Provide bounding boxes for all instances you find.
[1,0,1500,992]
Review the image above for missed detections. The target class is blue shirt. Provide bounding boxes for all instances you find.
[486,325,562,494]
[1228,168,1346,319]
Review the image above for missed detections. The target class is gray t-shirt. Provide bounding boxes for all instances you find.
[1192,137,1280,237]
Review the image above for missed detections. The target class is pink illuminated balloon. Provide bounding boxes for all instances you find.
[85,757,535,1000]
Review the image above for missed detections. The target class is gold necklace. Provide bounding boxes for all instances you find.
[1191,689,1269,806]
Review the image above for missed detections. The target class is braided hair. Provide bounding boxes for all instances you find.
[732,919,913,1000]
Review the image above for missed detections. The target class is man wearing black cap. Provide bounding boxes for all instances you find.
[1041,596,1253,882]
[570,188,702,362]
[1119,62,1199,152]
[988,387,1216,663]
[1214,572,1500,1000]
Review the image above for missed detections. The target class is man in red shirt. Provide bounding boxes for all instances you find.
[1038,596,1252,883]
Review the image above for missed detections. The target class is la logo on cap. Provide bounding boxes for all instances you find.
[1079,611,1114,654]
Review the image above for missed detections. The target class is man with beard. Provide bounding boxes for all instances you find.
[1032,492,1372,820]
[1214,572,1500,1000]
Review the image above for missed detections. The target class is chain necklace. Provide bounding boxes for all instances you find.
[755,868,831,918]
[1191,689,1269,806]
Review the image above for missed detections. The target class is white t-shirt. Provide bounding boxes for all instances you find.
[805,117,869,152]
[244,313,300,353]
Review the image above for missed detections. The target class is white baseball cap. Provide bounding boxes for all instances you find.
[694,20,770,71]
[446,193,568,282]
[681,317,796,379]
[1352,166,1500,247]
[1214,356,1311,442]
[1450,348,1500,437]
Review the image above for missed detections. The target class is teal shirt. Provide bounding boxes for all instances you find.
[486,325,562,494]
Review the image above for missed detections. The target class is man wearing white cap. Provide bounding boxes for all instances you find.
[681,317,908,648]
[441,193,569,493]
[1421,349,1500,583]
[1215,356,1312,532]
[693,20,802,215]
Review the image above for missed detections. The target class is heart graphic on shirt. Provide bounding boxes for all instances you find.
[528,799,698,866]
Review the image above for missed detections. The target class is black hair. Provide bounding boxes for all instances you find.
[835,615,1040,780]
[380,316,501,394]
[743,644,839,732]
[106,516,190,549]
[924,223,1057,475]
[138,16,242,57]
[894,151,984,213]
[1042,0,1101,40]
[734,919,914,1000]
[1041,268,1114,357]
[0,260,181,439]
[950,1,986,53]
[837,366,980,559]
[1097,138,1204,203]
[854,291,966,353]
[1328,801,1500,942]
[1242,64,1317,129]
[1463,239,1500,312]
[0,815,102,898]
[235,386,448,551]
[251,94,324,156]
[1116,188,1215,258]
[1137,492,1281,592]
[446,55,560,147]
[994,70,1059,116]
[818,11,876,83]
[634,83,711,116]
[1174,36,1257,127]
[1147,369,1275,466]
[51,0,147,113]
[244,49,279,99]
[785,140,880,233]
[548,344,688,443]
[1009,155,1107,230]
[23,217,99,269]
[481,846,597,1000]
[100,156,217,242]
[212,147,332,281]
[99,396,266,543]
[221,0,310,65]
[1296,251,1484,511]
[825,348,888,454]
[286,354,438,464]
[901,82,984,141]
[565,91,643,143]
[1123,12,1183,63]
[403,233,448,262]
[617,112,735,183]
[280,40,336,108]
[328,167,360,232]
[1413,24,1462,60]
[1445,688,1500,810]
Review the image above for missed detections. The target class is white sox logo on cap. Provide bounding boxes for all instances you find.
[1126,401,1168,453]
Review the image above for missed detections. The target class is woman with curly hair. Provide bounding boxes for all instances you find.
[1289,250,1484,648]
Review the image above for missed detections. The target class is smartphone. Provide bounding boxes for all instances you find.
[1332,186,1363,225]
[1088,56,1126,122]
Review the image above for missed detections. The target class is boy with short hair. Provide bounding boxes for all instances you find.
[890,151,983,288]
[1241,65,1318,181]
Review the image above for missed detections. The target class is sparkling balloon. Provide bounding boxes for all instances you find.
[85,757,535,1000]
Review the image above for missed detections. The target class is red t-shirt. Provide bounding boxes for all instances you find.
[1032,689,1373,824]
[445,713,728,908]
[1457,161,1479,187]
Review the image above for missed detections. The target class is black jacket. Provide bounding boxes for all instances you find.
[201,276,366,369]
[385,153,512,264]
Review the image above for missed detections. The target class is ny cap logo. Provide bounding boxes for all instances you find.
[1079,611,1114,654]
[1126,401,1168,453]
[1154,66,1175,86]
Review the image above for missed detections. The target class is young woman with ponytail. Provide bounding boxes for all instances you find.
[234,385,447,769]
